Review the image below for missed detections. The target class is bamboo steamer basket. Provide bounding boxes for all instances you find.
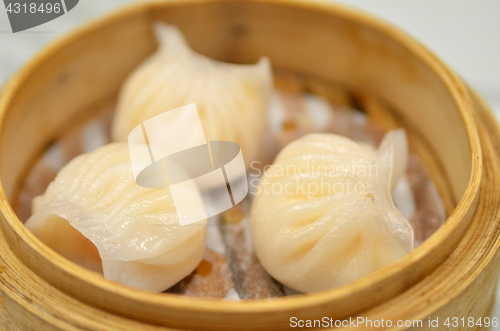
[0,0,498,330]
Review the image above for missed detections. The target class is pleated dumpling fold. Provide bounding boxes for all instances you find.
[112,23,272,167]
[250,130,414,293]
[25,143,207,292]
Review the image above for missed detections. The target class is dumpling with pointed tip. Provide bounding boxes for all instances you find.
[112,23,273,167]
[249,129,414,293]
[25,143,207,292]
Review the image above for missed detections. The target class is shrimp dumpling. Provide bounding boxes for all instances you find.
[25,143,207,292]
[112,23,273,167]
[250,130,414,293]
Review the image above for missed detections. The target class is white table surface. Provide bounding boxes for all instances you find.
[0,0,499,328]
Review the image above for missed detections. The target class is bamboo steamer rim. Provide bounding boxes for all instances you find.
[397,87,498,323]
[0,0,482,316]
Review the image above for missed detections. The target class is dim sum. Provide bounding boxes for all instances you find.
[250,130,414,293]
[25,143,207,292]
[112,24,272,167]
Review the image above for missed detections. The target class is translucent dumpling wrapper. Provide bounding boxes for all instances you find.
[250,129,414,293]
[112,23,273,168]
[25,143,207,292]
